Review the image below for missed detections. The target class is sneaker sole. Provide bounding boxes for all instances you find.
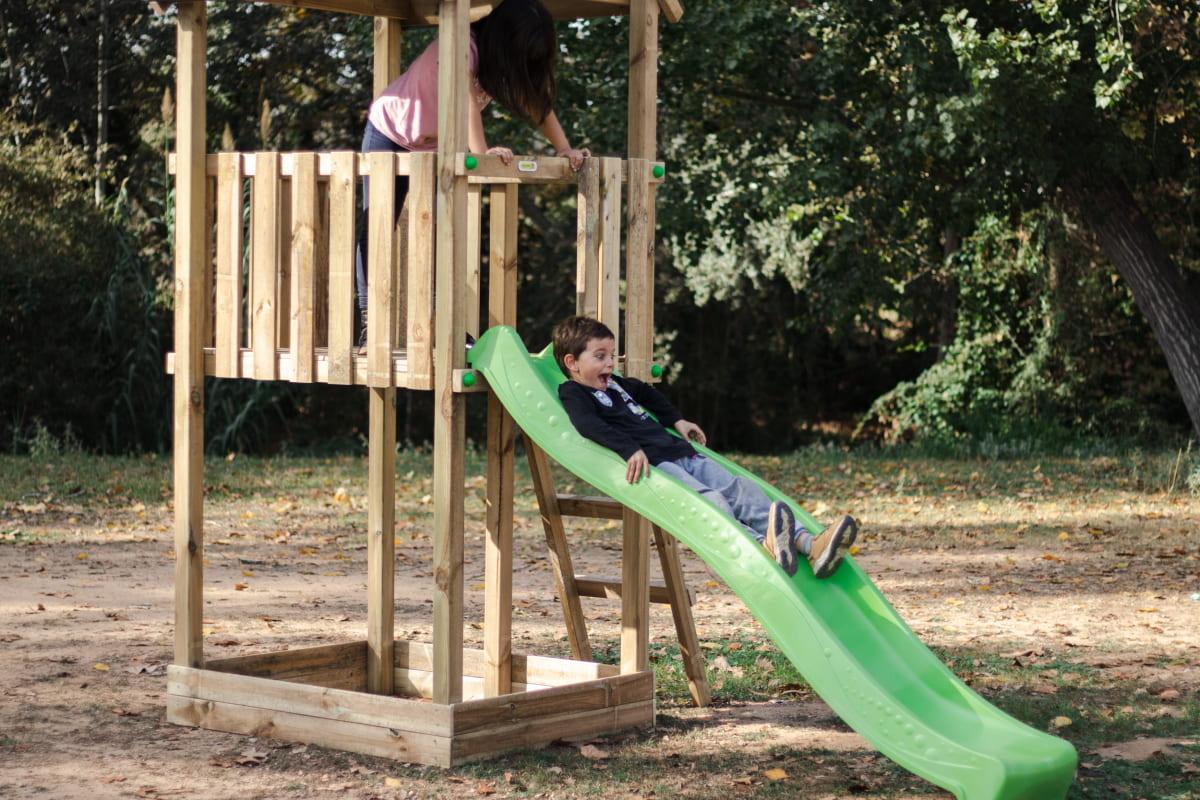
[811,515,857,579]
[765,502,798,577]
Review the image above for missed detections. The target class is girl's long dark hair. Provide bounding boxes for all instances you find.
[471,0,557,124]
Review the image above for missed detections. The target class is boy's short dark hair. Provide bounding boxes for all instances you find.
[553,315,615,376]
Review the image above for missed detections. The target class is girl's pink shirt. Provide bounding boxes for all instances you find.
[368,36,490,152]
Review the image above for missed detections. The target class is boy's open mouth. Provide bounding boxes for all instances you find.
[598,372,611,389]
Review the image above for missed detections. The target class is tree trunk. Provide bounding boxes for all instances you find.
[1068,173,1200,437]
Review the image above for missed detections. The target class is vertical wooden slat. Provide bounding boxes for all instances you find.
[215,153,243,377]
[204,175,216,348]
[367,387,396,695]
[290,153,317,383]
[598,157,622,352]
[484,183,518,697]
[373,16,402,99]
[405,153,435,390]
[173,0,206,670]
[652,525,711,707]
[575,159,600,317]
[251,151,280,381]
[367,151,397,386]
[526,442,592,661]
[327,151,356,385]
[432,0,470,706]
[277,176,292,351]
[622,0,659,677]
[466,184,482,336]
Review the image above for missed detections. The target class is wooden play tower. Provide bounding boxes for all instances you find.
[164,0,709,766]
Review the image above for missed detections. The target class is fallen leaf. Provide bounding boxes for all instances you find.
[384,777,404,788]
[75,552,88,561]
[1050,716,1072,729]
[235,748,269,766]
[475,781,497,795]
[93,662,110,671]
[1158,689,1181,702]
[763,768,789,781]
[234,583,248,591]
[580,744,609,760]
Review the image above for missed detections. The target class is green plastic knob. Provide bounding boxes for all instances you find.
[462,371,477,387]
[464,155,479,170]
[650,363,664,378]
[652,164,665,179]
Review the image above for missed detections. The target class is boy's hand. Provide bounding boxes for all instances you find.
[557,147,590,171]
[674,420,707,446]
[625,450,650,483]
[486,145,514,165]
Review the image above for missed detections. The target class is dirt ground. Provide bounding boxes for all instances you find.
[1,454,1198,799]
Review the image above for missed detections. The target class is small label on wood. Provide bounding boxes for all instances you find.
[517,160,538,173]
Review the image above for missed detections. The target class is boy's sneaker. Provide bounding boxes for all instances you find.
[808,515,858,579]
[764,501,798,577]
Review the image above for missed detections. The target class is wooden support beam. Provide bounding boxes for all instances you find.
[574,574,692,606]
[598,156,622,350]
[652,525,710,706]
[173,0,207,670]
[525,441,592,660]
[466,184,482,336]
[367,387,396,695]
[484,183,518,698]
[556,494,622,520]
[432,0,470,705]
[372,15,403,98]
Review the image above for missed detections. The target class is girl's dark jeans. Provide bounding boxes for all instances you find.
[355,121,411,321]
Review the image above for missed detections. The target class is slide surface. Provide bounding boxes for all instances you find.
[467,326,1077,800]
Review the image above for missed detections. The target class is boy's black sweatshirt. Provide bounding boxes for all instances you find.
[558,375,696,465]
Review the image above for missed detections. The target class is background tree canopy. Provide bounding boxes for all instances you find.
[0,0,1195,455]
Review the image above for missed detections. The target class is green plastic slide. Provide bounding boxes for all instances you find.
[467,326,1077,800]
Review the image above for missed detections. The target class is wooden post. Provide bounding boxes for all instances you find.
[173,0,207,670]
[484,184,518,697]
[373,16,402,100]
[251,151,280,381]
[620,0,660,676]
[466,184,482,336]
[432,0,470,706]
[367,387,396,695]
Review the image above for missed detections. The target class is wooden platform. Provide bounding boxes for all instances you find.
[167,640,655,766]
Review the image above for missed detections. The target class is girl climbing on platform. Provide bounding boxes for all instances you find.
[356,0,590,348]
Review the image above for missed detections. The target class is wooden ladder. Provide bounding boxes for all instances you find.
[524,439,712,707]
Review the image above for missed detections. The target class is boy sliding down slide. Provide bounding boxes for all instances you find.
[554,316,858,578]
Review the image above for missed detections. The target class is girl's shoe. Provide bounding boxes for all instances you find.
[808,515,858,578]
[764,501,798,576]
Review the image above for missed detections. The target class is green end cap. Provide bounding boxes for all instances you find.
[464,155,479,170]
[462,371,477,387]
[650,363,664,378]
[652,164,666,179]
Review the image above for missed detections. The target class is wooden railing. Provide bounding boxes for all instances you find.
[167,150,662,391]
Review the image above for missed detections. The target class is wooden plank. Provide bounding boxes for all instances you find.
[368,387,396,695]
[290,153,318,382]
[206,641,366,678]
[556,494,622,520]
[575,158,599,317]
[214,152,244,377]
[166,695,452,767]
[624,160,654,379]
[432,0,470,706]
[405,152,435,390]
[598,157,622,350]
[574,574,690,606]
[165,347,415,387]
[453,671,653,735]
[658,0,683,24]
[172,0,207,670]
[652,525,710,707]
[484,182,518,697]
[628,0,659,161]
[367,151,397,386]
[394,668,545,701]
[327,151,357,384]
[168,665,452,736]
[251,151,280,381]
[621,506,650,674]
[525,441,592,660]
[466,184,482,336]
[451,700,655,762]
[394,641,617,685]
[204,175,216,349]
[372,15,403,99]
